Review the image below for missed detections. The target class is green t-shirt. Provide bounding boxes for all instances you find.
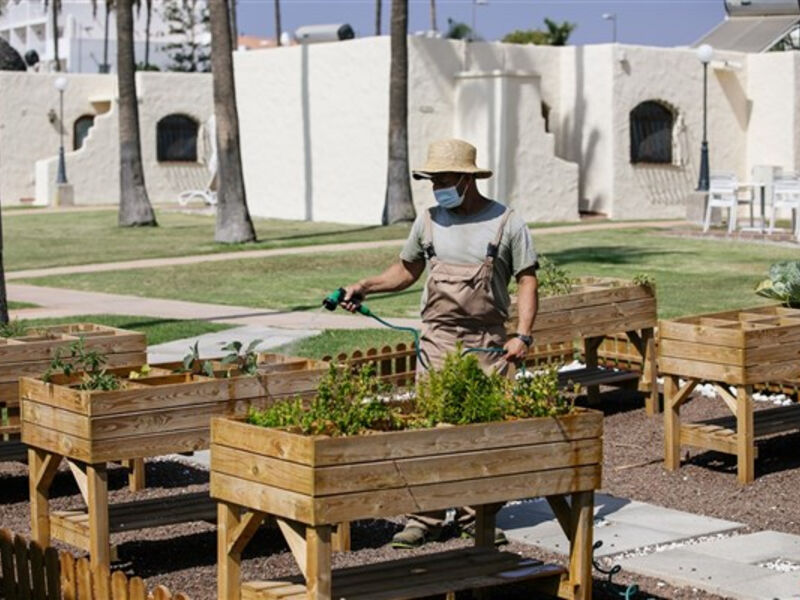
[399,201,538,318]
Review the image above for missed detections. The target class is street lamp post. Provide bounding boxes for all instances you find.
[471,0,488,39]
[54,76,68,185]
[696,44,713,191]
[602,13,617,43]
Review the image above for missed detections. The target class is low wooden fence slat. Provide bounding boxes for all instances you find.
[0,529,188,600]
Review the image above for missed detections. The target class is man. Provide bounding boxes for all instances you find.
[342,138,539,548]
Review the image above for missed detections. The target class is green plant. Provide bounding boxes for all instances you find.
[633,273,656,289]
[0,319,29,338]
[510,365,574,418]
[180,341,215,377]
[755,261,800,308]
[537,256,575,297]
[43,338,120,391]
[415,347,509,426]
[248,363,402,436]
[502,18,576,46]
[220,339,263,376]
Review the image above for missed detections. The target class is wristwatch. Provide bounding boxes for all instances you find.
[515,334,533,347]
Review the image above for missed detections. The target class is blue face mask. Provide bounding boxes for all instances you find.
[433,176,466,209]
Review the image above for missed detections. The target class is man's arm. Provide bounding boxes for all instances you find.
[503,266,539,362]
[341,259,425,312]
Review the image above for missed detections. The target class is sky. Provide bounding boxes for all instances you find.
[237,0,727,47]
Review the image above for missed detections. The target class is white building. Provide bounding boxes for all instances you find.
[0,0,206,73]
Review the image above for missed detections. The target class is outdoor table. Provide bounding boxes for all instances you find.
[660,306,800,484]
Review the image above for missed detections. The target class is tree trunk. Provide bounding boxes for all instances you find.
[430,0,437,32]
[0,162,9,325]
[209,0,256,243]
[103,1,110,71]
[375,0,381,36]
[228,0,237,47]
[51,0,60,71]
[382,0,415,225]
[117,0,157,226]
[144,0,152,68]
[274,0,282,45]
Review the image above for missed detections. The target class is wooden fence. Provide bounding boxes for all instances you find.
[323,340,575,385]
[0,528,188,600]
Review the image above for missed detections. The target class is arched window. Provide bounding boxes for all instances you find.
[156,114,198,162]
[630,101,674,164]
[73,114,95,150]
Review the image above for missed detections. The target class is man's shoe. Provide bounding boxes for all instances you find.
[391,524,439,549]
[460,523,509,546]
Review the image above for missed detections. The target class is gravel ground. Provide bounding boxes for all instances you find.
[3,388,796,599]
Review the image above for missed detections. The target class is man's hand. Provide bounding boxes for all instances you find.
[341,283,366,313]
[503,337,529,363]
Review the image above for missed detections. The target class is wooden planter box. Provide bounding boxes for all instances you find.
[20,356,329,463]
[507,277,657,345]
[211,409,602,599]
[659,305,800,385]
[0,323,146,440]
[660,305,800,484]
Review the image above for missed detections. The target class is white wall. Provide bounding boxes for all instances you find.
[0,71,212,206]
[235,36,579,225]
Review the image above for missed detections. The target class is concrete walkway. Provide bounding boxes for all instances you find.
[7,283,422,330]
[6,220,685,281]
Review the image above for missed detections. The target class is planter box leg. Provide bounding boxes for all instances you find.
[87,463,110,570]
[218,502,242,600]
[584,337,603,405]
[664,376,680,471]
[567,491,593,600]
[332,522,350,553]
[29,448,61,547]
[123,458,146,492]
[640,328,659,415]
[306,526,332,600]
[737,385,754,484]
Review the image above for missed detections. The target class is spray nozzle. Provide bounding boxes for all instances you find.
[322,288,372,317]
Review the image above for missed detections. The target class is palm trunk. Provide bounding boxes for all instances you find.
[274,0,282,46]
[229,0,237,47]
[382,0,415,225]
[103,0,110,72]
[0,176,9,324]
[51,0,60,71]
[144,0,152,68]
[117,0,157,226]
[430,0,437,32]
[209,0,256,243]
[375,0,382,36]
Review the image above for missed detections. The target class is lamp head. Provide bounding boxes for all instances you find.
[53,76,68,92]
[602,13,615,20]
[696,44,713,64]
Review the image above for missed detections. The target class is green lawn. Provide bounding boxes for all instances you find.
[274,329,416,359]
[4,209,410,271]
[19,228,795,320]
[10,315,233,346]
[8,301,37,309]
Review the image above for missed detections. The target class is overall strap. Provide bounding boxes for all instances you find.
[423,208,437,259]
[485,207,514,260]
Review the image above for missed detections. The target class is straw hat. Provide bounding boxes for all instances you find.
[412,139,493,180]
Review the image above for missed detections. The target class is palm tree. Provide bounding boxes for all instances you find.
[375,0,381,36]
[430,0,437,33]
[117,0,158,226]
[382,0,415,225]
[274,0,282,46]
[229,0,237,46]
[142,0,153,69]
[543,18,576,46]
[102,0,113,72]
[43,0,61,71]
[209,0,256,243]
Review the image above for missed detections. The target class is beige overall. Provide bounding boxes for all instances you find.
[418,206,514,376]
[410,206,514,531]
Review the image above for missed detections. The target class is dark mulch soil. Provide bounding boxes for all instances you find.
[3,387,797,599]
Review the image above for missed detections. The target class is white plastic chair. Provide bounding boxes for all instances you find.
[703,174,754,234]
[768,175,800,241]
[178,115,218,207]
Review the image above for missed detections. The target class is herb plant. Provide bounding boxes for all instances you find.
[0,319,29,338]
[180,341,216,377]
[43,339,121,391]
[247,363,402,436]
[220,339,263,376]
[633,273,656,289]
[537,256,575,297]
[755,261,800,308]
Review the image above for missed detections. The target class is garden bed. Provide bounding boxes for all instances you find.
[211,408,602,600]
